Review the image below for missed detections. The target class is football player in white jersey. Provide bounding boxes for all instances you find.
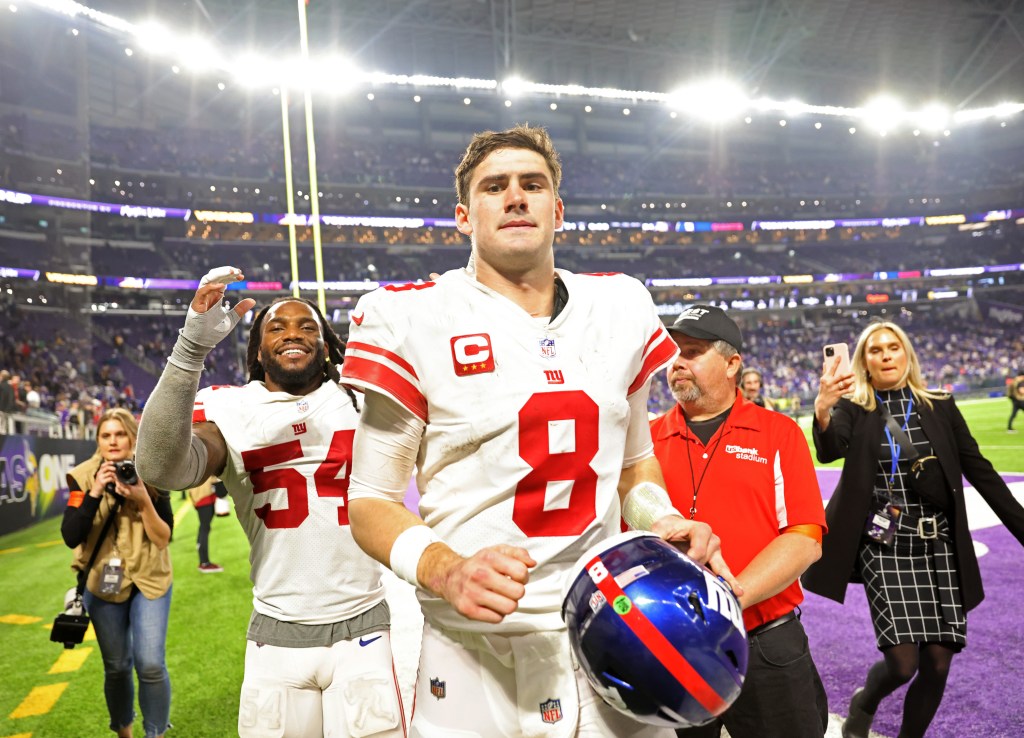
[341,125,740,738]
[137,274,406,738]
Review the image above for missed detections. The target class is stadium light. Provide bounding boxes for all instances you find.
[783,99,805,118]
[954,101,1024,123]
[666,78,747,122]
[501,76,528,97]
[861,95,904,131]
[177,36,223,73]
[20,0,1024,131]
[231,54,276,89]
[133,20,174,57]
[915,103,950,132]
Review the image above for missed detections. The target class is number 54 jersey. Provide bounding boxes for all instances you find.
[193,381,385,625]
[343,268,677,633]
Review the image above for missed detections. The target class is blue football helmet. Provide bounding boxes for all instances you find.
[561,531,748,729]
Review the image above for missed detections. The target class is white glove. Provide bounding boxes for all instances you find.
[167,267,246,372]
[199,266,243,288]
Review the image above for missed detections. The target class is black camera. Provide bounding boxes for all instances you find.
[824,346,835,357]
[105,459,139,494]
[50,588,89,649]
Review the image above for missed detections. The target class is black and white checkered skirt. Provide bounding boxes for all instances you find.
[857,388,967,650]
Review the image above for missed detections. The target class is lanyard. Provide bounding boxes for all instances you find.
[683,428,726,519]
[878,393,913,488]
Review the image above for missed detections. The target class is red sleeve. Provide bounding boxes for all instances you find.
[628,324,678,395]
[342,342,428,422]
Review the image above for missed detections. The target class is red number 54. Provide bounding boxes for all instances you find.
[241,430,353,528]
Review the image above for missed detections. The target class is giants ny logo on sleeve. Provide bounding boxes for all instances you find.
[451,334,495,376]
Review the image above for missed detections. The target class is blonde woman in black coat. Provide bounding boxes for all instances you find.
[802,320,1024,738]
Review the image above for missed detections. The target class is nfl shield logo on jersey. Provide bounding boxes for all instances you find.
[540,698,563,724]
[296,399,309,413]
[429,677,446,700]
[539,336,556,359]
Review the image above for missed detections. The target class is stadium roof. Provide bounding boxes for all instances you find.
[90,0,1024,109]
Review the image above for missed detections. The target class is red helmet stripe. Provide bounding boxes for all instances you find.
[587,554,728,716]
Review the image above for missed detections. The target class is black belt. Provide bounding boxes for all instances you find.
[748,608,799,638]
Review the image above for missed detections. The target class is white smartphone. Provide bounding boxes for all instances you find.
[823,343,852,377]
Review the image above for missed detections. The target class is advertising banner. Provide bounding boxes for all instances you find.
[0,436,95,536]
[977,300,1024,326]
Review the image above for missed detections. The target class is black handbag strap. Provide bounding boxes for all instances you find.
[878,401,920,462]
[76,496,123,598]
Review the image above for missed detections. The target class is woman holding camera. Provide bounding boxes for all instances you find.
[802,321,1024,738]
[61,408,173,738]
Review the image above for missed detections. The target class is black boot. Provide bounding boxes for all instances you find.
[842,688,876,738]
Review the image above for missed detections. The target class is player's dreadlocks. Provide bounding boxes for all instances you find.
[245,296,359,410]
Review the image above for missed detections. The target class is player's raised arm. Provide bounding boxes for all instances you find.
[137,267,255,490]
[348,390,536,624]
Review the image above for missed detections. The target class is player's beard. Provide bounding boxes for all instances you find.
[262,344,326,394]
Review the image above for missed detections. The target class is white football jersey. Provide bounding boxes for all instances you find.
[343,268,676,633]
[193,380,385,625]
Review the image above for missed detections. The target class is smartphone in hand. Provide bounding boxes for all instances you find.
[823,343,852,376]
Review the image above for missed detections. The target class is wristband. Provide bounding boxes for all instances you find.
[622,482,684,531]
[389,525,443,588]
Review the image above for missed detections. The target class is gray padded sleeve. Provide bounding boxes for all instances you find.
[136,362,211,491]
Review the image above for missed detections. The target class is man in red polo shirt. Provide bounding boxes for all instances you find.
[651,304,828,738]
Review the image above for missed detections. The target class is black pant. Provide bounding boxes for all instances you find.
[1009,398,1024,430]
[196,503,215,564]
[675,618,828,738]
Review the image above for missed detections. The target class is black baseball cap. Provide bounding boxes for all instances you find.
[666,304,744,352]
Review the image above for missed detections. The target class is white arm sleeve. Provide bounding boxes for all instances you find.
[349,390,425,503]
[622,379,656,467]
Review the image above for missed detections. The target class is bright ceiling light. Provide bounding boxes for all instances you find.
[133,20,174,56]
[861,95,904,131]
[231,53,278,88]
[502,76,528,96]
[298,56,360,93]
[178,36,223,72]
[668,78,747,121]
[783,99,805,117]
[915,103,950,132]
[19,1,1024,127]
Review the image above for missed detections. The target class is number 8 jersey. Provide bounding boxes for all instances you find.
[342,269,677,633]
[193,381,386,625]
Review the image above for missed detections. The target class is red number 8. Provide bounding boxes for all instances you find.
[513,390,600,537]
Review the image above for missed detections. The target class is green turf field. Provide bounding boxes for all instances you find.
[0,398,1019,737]
[0,496,253,737]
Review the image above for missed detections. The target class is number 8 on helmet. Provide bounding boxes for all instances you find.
[561,531,749,729]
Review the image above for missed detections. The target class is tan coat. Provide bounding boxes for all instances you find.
[67,458,172,603]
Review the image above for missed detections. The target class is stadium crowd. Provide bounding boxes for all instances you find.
[4,298,1018,424]
[0,308,242,436]
[4,113,1024,221]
